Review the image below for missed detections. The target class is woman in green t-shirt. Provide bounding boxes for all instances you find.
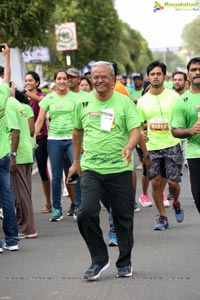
[35,70,81,222]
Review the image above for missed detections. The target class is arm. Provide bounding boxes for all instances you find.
[24,90,44,103]
[34,107,47,137]
[10,129,20,173]
[67,128,84,181]
[2,43,11,84]
[28,116,35,137]
[137,130,152,169]
[122,127,141,165]
[172,123,200,139]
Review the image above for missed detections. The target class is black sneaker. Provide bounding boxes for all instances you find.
[116,264,132,278]
[67,203,75,216]
[84,261,110,281]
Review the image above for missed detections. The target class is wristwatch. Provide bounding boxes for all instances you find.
[143,153,150,159]
[10,152,17,157]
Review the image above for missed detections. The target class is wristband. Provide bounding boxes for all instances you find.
[10,152,17,157]
[143,153,150,159]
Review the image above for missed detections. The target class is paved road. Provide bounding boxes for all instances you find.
[0,162,200,300]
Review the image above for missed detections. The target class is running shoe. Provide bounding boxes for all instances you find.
[116,264,132,278]
[108,232,118,246]
[154,216,169,230]
[49,208,63,222]
[163,194,170,207]
[0,208,4,219]
[138,194,152,207]
[84,261,110,281]
[172,201,184,223]
[0,240,3,253]
[67,202,75,216]
[134,202,141,212]
[4,243,19,251]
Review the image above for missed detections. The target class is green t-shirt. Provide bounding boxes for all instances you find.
[171,90,200,158]
[73,91,141,174]
[129,88,144,102]
[23,103,35,149]
[39,91,79,138]
[0,83,10,159]
[6,98,33,164]
[137,88,180,151]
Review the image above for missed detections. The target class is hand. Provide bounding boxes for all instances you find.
[141,131,149,142]
[66,161,82,183]
[191,122,200,135]
[1,43,10,57]
[10,157,18,174]
[143,157,152,169]
[122,147,132,166]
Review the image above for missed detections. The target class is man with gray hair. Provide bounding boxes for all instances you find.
[68,61,141,280]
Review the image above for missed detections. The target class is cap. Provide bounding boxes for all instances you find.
[132,73,143,80]
[66,68,80,77]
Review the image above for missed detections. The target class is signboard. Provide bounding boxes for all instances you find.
[55,22,78,52]
[0,48,26,89]
[22,47,50,63]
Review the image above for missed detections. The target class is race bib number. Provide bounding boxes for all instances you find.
[101,109,114,131]
[149,118,169,134]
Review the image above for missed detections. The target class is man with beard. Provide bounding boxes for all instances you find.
[137,61,184,230]
[172,71,187,95]
[171,57,200,215]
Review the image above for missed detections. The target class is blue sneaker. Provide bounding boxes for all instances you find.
[49,208,63,222]
[134,202,141,212]
[116,264,132,278]
[84,261,110,281]
[154,216,169,230]
[0,240,3,253]
[108,232,118,246]
[173,201,184,223]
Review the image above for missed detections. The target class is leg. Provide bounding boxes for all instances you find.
[0,155,19,246]
[66,142,81,211]
[11,163,36,235]
[47,140,65,212]
[35,136,51,211]
[106,171,134,268]
[77,170,109,265]
[187,158,200,214]
[151,175,166,217]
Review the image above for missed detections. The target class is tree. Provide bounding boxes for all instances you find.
[51,0,122,69]
[113,22,153,74]
[182,16,200,56]
[153,50,186,74]
[0,0,56,50]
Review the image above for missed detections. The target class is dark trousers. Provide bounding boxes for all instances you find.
[187,158,200,214]
[77,170,134,268]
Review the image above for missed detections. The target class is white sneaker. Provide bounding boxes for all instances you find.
[163,194,170,207]
[4,243,19,251]
[62,186,69,197]
[0,208,4,219]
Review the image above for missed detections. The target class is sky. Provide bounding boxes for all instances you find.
[114,0,199,50]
